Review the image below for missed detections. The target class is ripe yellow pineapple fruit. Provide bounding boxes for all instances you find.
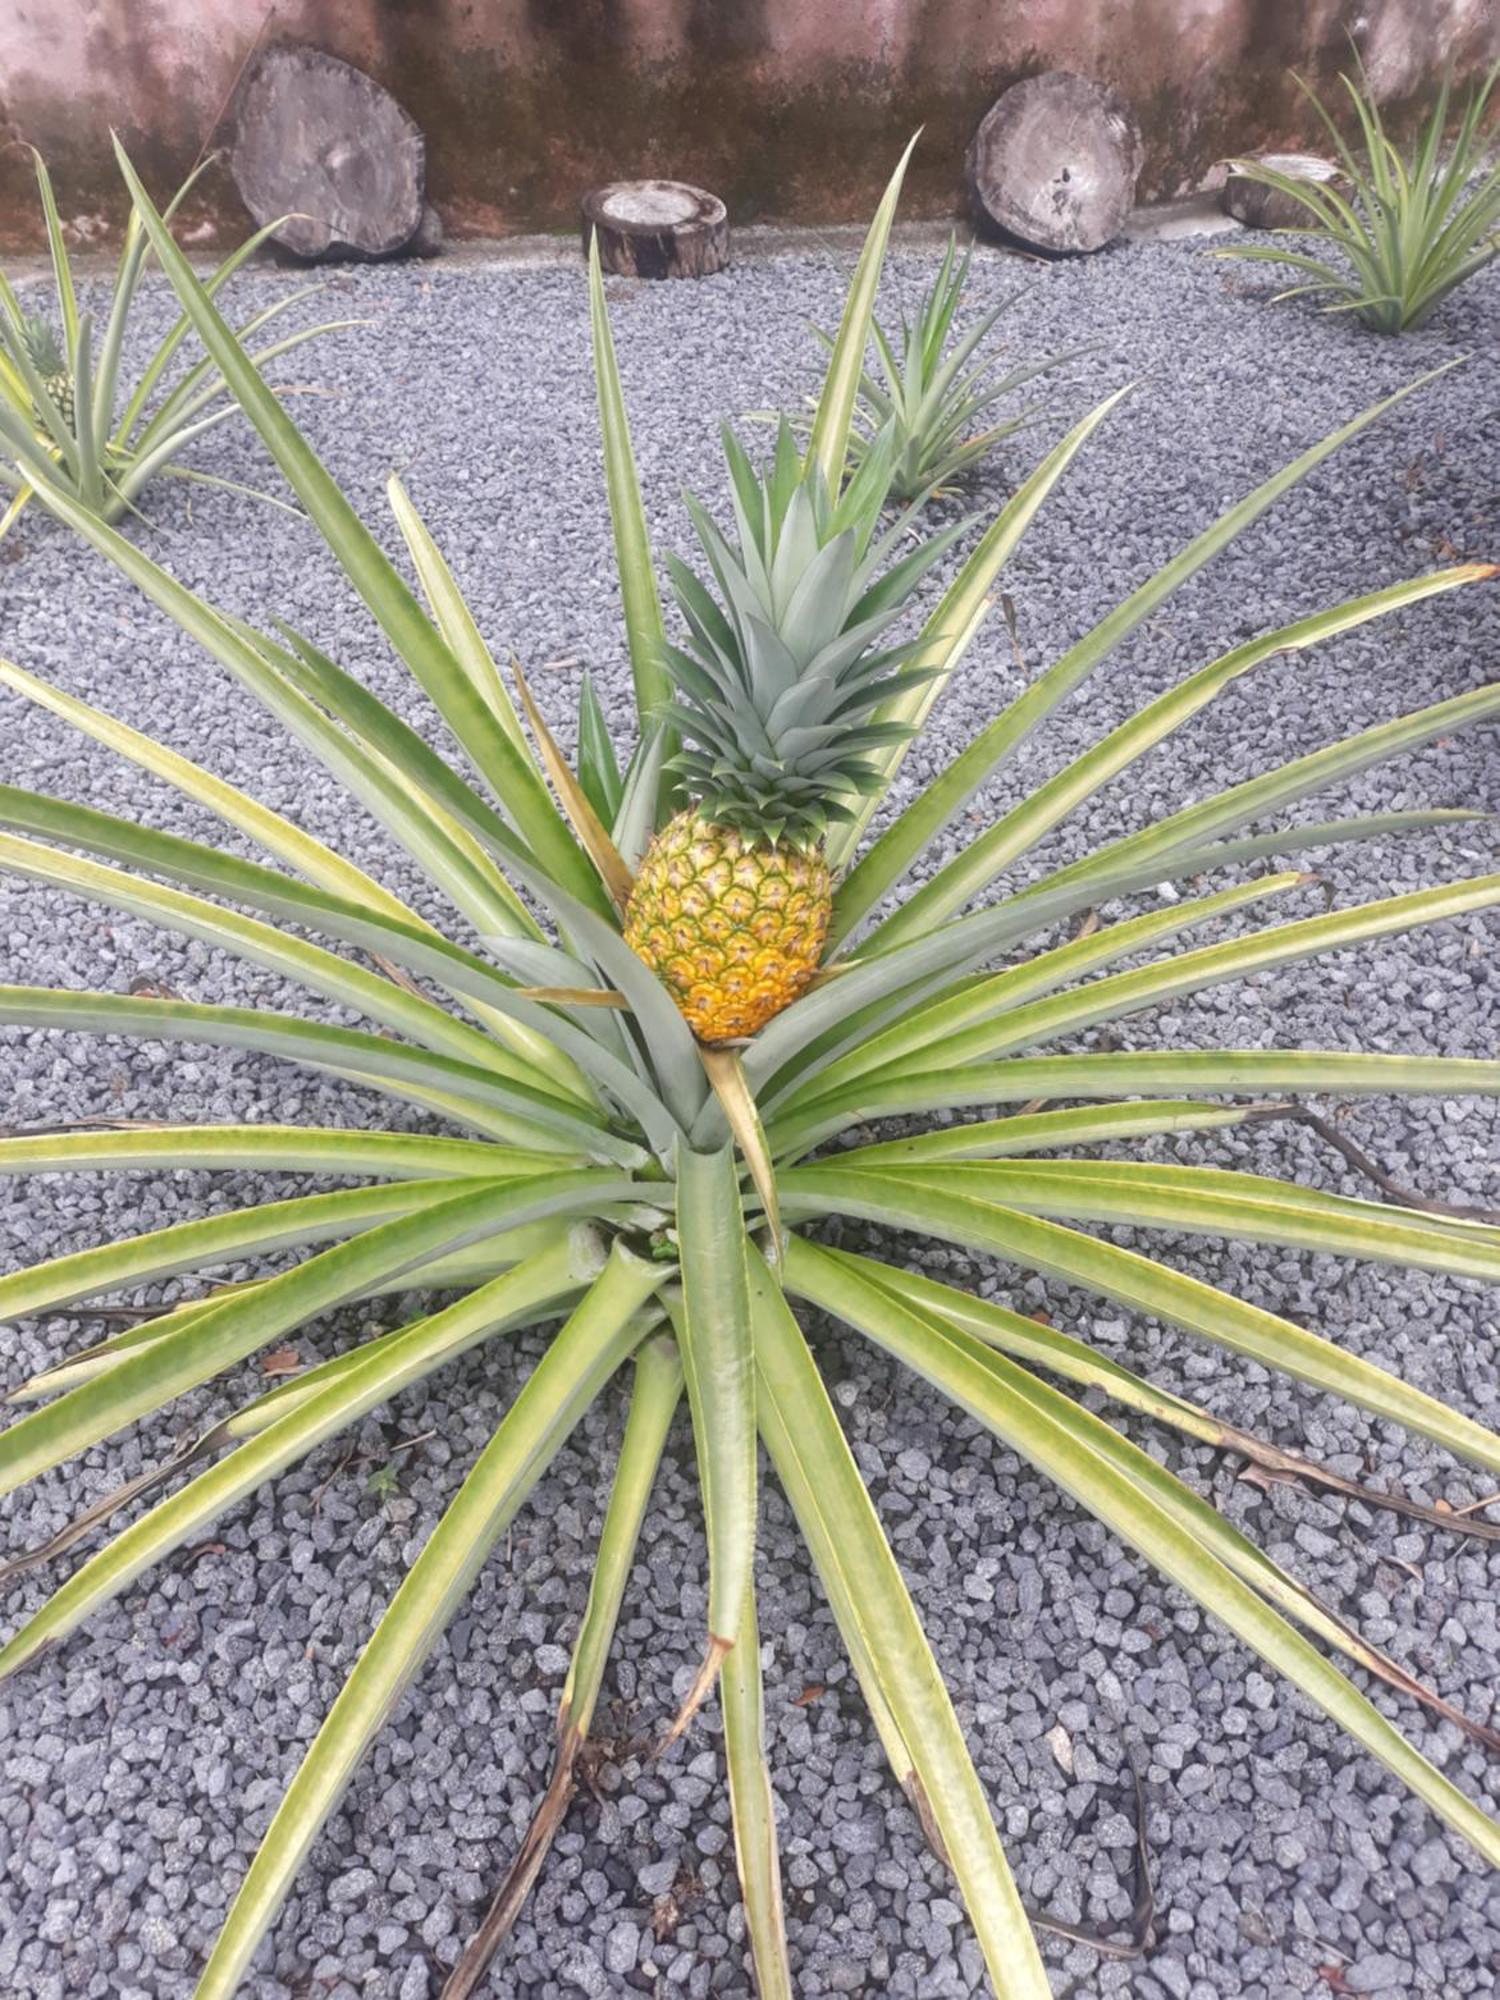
[623,419,951,1042]
[624,813,830,1043]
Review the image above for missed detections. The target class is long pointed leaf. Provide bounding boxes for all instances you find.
[777,872,1305,1107]
[0,1123,552,1182]
[751,1252,1049,1994]
[0,786,676,1144]
[587,233,671,756]
[191,1245,664,1999]
[843,1099,1261,1165]
[832,366,1461,943]
[780,1167,1500,1473]
[722,1582,793,1999]
[0,1179,510,1325]
[0,655,418,929]
[825,386,1131,883]
[225,623,547,953]
[110,140,611,920]
[869,563,1495,948]
[0,824,525,1078]
[31,149,79,356]
[837,1249,1500,1564]
[1025,678,1500,912]
[386,473,530,755]
[787,1238,1500,1865]
[0,1232,595,1675]
[766,1048,1500,1159]
[870,874,1500,1080]
[869,1158,1500,1281]
[805,137,919,494]
[0,1172,641,1496]
[0,985,637,1163]
[670,1143,758,1712]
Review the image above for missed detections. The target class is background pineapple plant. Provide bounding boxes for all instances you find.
[1,137,1499,1999]
[793,231,1089,501]
[0,147,347,537]
[1219,59,1500,333]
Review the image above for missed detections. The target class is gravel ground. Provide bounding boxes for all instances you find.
[2,225,1499,2000]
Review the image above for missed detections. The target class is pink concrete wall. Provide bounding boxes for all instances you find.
[2,0,1496,249]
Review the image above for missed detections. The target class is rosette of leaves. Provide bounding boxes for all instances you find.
[2,139,1499,1998]
[1221,61,1500,332]
[807,234,1088,500]
[0,148,351,537]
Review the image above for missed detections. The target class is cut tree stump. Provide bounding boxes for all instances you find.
[1221,154,1347,230]
[581,181,729,279]
[967,72,1143,255]
[230,45,426,261]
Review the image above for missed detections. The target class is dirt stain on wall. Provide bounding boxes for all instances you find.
[1,0,1496,249]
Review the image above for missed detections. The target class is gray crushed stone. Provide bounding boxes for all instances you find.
[1,228,1499,1999]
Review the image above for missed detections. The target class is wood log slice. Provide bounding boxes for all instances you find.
[410,203,445,259]
[231,45,425,261]
[1221,155,1347,230]
[967,72,1143,256]
[581,181,729,279]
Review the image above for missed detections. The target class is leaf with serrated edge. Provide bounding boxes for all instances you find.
[664,1143,757,1737]
[0,1172,641,1496]
[779,1167,1500,1473]
[0,1233,594,1676]
[191,1246,664,2000]
[752,1251,1049,1994]
[786,1236,1500,1864]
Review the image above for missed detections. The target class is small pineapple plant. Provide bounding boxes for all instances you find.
[1220,60,1500,332]
[801,232,1087,501]
[3,137,1500,1998]
[0,147,349,537]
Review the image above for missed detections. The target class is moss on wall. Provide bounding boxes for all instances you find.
[1,0,1495,251]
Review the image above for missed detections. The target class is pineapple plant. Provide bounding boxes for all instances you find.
[795,232,1089,502]
[3,138,1500,1999]
[0,146,348,537]
[1219,59,1500,333]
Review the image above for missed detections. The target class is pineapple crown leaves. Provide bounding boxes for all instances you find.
[21,313,67,377]
[655,417,966,838]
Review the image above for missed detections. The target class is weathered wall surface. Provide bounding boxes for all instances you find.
[2,0,1497,249]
